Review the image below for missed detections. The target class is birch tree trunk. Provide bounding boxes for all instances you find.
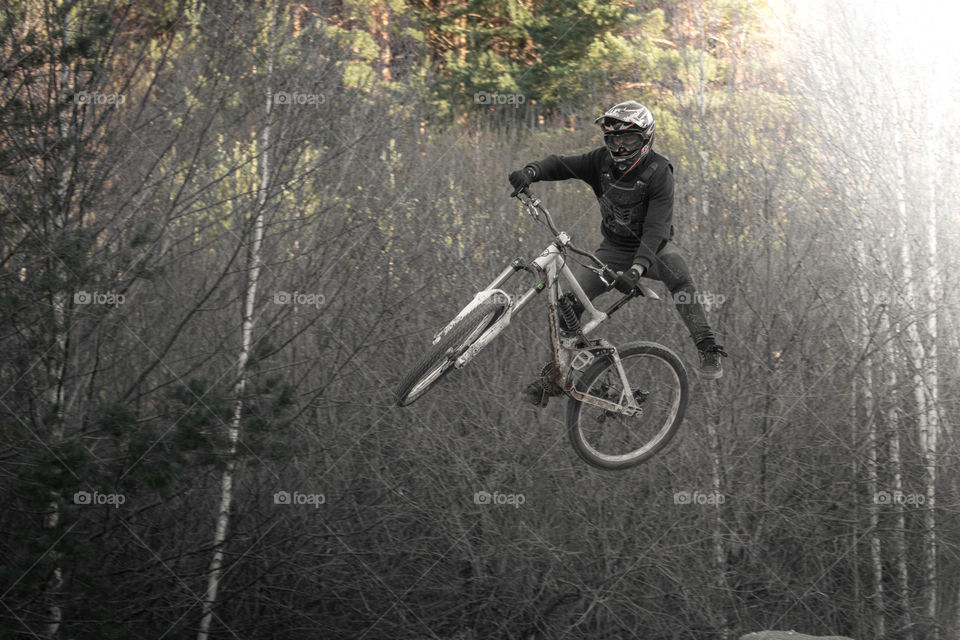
[696,2,709,230]
[704,375,727,635]
[850,390,869,638]
[919,131,940,640]
[197,16,274,640]
[43,7,76,637]
[855,229,884,638]
[893,112,936,637]
[881,307,913,640]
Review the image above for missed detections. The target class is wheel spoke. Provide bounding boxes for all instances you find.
[397,302,503,405]
[568,346,687,468]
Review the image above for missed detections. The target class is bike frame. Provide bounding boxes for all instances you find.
[431,190,660,416]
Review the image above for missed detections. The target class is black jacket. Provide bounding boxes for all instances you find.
[527,148,674,270]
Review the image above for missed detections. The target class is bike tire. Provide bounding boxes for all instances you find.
[566,341,689,470]
[395,299,507,407]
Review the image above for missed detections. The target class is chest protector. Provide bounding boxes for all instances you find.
[598,158,662,238]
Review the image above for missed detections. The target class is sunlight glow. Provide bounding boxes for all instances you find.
[778,0,960,133]
[883,1,960,125]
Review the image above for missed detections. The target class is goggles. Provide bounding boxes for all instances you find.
[603,131,646,147]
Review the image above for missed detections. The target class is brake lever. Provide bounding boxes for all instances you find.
[515,188,542,221]
[513,186,532,201]
[597,266,617,287]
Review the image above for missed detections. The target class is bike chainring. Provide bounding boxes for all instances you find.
[539,362,565,397]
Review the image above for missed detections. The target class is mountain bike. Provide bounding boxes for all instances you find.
[395,188,689,470]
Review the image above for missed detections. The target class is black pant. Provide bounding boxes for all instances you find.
[568,239,716,348]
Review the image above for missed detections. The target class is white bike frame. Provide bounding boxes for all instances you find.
[431,232,650,416]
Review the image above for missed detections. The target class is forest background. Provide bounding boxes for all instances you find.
[1,0,959,638]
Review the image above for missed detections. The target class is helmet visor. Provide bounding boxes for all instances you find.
[598,116,638,131]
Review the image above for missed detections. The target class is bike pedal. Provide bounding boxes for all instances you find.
[571,350,595,372]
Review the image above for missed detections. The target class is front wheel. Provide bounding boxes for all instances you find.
[567,342,689,470]
[395,299,507,406]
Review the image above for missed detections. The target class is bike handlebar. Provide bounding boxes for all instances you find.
[514,188,621,287]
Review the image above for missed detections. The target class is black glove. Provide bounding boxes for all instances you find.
[613,267,643,294]
[509,166,537,196]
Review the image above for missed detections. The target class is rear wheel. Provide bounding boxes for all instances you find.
[395,299,507,406]
[566,342,688,469]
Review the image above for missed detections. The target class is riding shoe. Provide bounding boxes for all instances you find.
[697,343,728,379]
[523,362,564,407]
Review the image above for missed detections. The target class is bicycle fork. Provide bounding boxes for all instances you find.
[431,260,537,370]
[431,260,525,346]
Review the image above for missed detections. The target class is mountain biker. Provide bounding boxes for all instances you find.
[509,100,727,406]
